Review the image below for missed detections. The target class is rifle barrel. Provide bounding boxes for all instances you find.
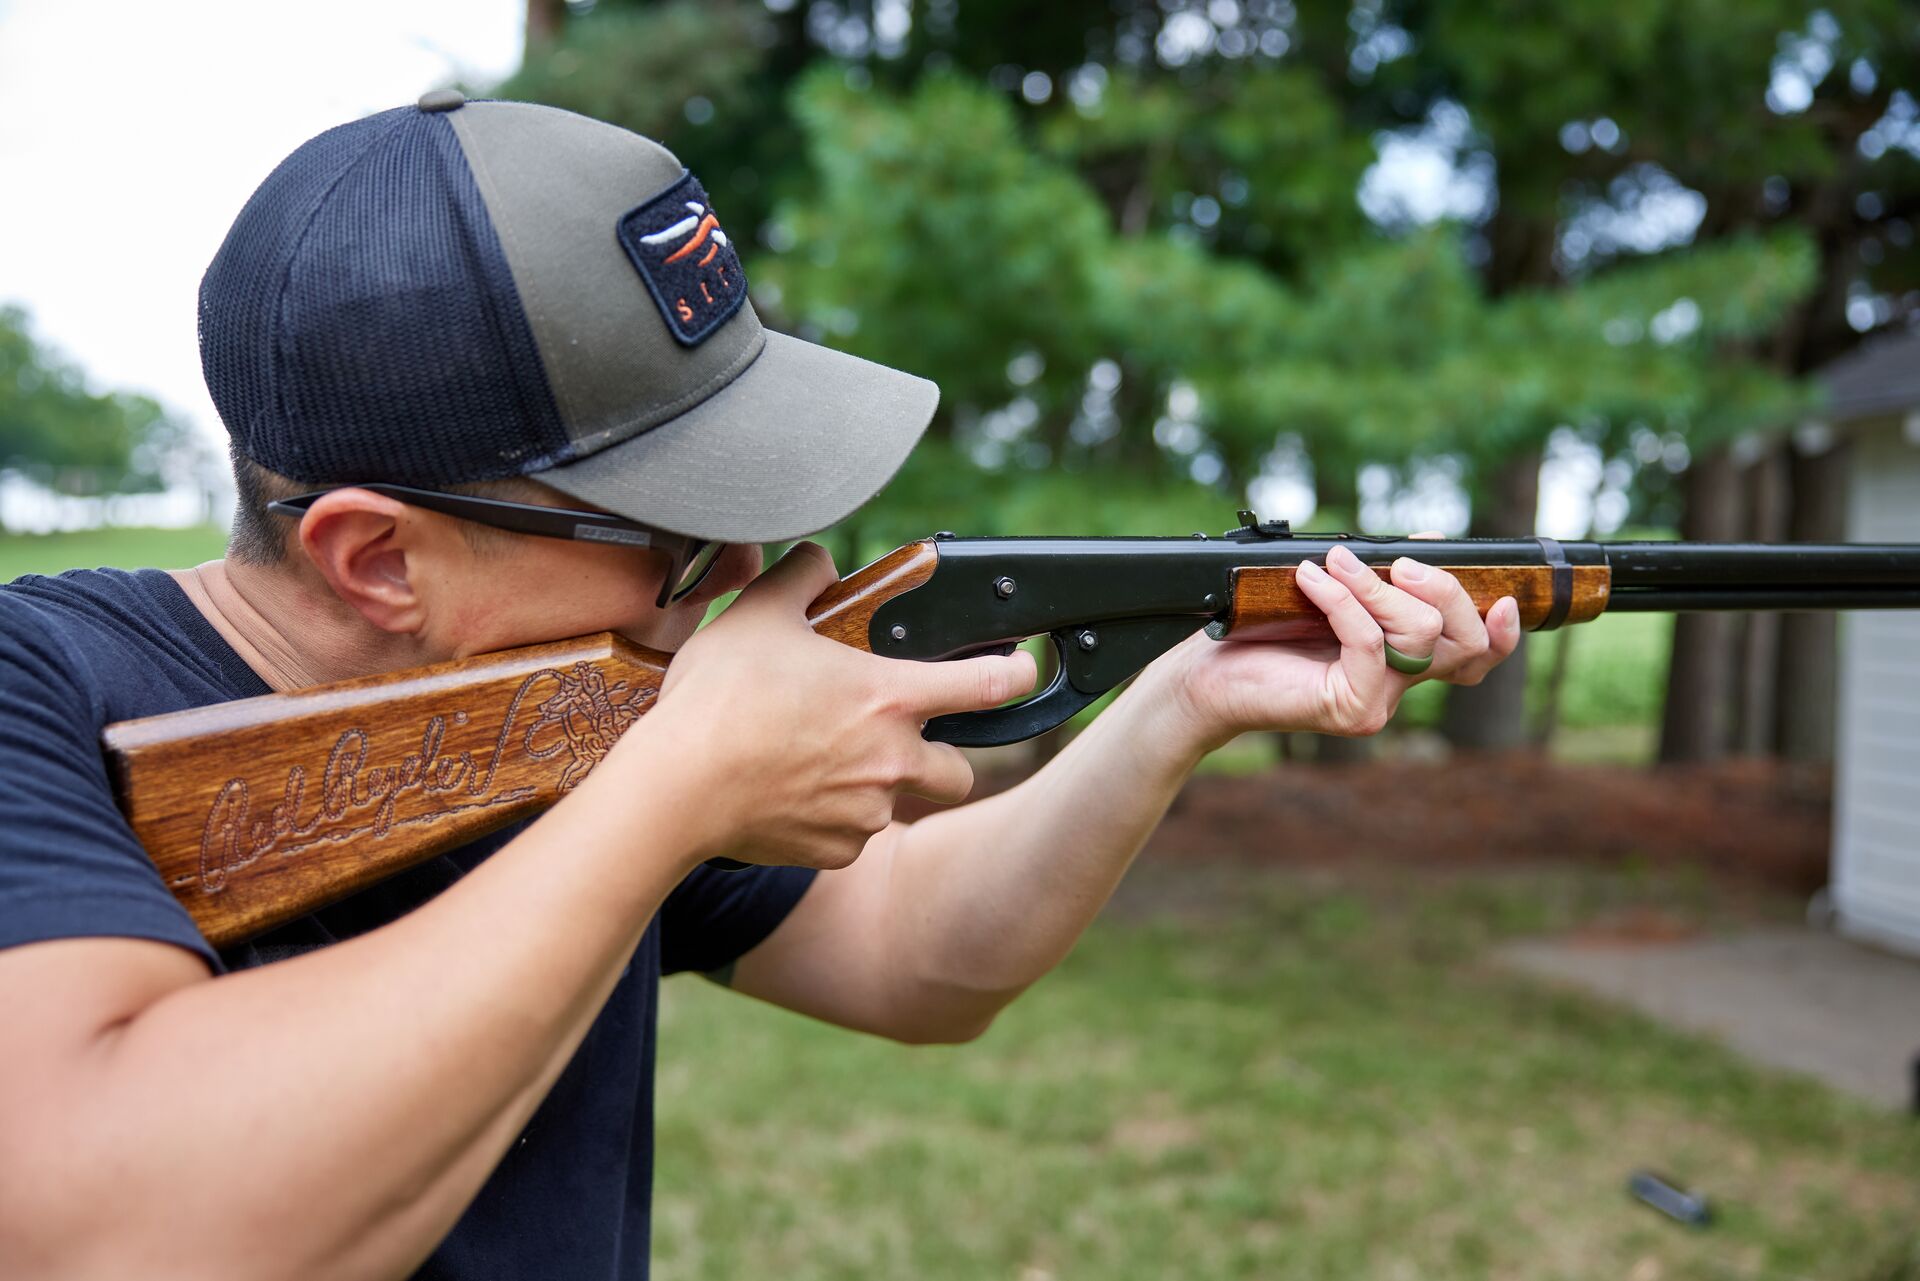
[1605,587,1920,612]
[1582,541,1920,612]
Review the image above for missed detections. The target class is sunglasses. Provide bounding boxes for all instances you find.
[267,482,726,609]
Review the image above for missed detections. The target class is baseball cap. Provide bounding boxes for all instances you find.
[199,90,937,544]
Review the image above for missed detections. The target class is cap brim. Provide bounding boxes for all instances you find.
[533,331,937,543]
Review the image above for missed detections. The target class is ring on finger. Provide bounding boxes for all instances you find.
[1384,642,1435,676]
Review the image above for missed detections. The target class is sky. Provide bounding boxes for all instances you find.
[0,0,524,474]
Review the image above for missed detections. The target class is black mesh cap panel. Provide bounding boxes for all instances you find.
[198,106,572,484]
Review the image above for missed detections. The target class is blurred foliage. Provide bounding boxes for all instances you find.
[497,0,1918,539]
[496,1,815,256]
[1038,65,1378,276]
[766,69,1114,425]
[0,526,229,583]
[0,306,187,506]
[500,3,773,142]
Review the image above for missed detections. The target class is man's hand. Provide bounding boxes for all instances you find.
[721,541,1516,1044]
[1151,541,1522,754]
[642,542,1037,871]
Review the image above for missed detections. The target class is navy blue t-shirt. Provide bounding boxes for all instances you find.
[0,567,816,1278]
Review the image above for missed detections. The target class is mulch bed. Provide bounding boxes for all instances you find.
[907,754,1834,895]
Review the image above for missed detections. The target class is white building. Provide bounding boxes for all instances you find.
[1826,328,1920,958]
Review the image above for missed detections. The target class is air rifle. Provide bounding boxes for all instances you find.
[103,512,1920,947]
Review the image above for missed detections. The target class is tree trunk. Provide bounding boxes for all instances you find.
[1296,457,1372,763]
[1532,625,1574,749]
[1440,449,1540,751]
[526,0,566,46]
[1659,446,1746,762]
[1774,438,1851,760]
[1734,444,1790,754]
[1532,478,1608,751]
[834,520,863,576]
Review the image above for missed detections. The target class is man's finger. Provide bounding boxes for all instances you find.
[1323,544,1444,665]
[897,648,1039,719]
[1486,596,1523,663]
[1389,557,1487,680]
[731,541,839,616]
[1453,595,1523,686]
[1293,558,1388,706]
[900,740,976,806]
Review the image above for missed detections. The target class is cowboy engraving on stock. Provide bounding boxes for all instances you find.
[194,663,646,889]
[105,634,668,946]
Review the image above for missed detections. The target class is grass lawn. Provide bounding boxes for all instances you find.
[0,526,229,581]
[652,864,1920,1280]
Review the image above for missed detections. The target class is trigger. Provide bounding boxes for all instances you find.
[922,632,1095,747]
[946,641,1020,659]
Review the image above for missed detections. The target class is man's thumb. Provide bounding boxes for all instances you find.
[733,541,840,614]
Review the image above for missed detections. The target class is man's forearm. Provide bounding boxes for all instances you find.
[2,726,703,1281]
[878,653,1215,1021]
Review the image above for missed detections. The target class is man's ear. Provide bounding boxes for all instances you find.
[295,488,436,634]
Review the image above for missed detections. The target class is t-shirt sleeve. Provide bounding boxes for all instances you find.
[0,603,218,968]
[658,862,818,976]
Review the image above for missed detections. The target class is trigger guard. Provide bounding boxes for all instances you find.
[922,633,1098,747]
[920,616,1200,748]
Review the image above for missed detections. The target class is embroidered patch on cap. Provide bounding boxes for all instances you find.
[616,172,747,347]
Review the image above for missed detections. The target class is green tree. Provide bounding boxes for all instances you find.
[1370,0,1918,754]
[0,306,186,512]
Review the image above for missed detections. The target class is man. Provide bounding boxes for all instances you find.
[0,95,1518,1279]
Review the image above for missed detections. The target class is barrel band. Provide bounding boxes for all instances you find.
[1536,536,1572,631]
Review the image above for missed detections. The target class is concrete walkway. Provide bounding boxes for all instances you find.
[1498,927,1920,1109]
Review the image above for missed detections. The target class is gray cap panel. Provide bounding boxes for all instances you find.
[447,101,765,454]
[537,332,939,543]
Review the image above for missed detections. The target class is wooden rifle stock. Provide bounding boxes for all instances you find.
[103,535,1615,948]
[106,633,670,947]
[104,542,935,947]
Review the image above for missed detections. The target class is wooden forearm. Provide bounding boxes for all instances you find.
[1210,563,1610,641]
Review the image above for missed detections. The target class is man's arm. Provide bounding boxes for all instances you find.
[0,546,1032,1281]
[729,547,1523,1042]
[720,648,1218,1043]
[0,748,699,1281]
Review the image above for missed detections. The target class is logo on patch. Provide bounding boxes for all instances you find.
[616,172,747,347]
